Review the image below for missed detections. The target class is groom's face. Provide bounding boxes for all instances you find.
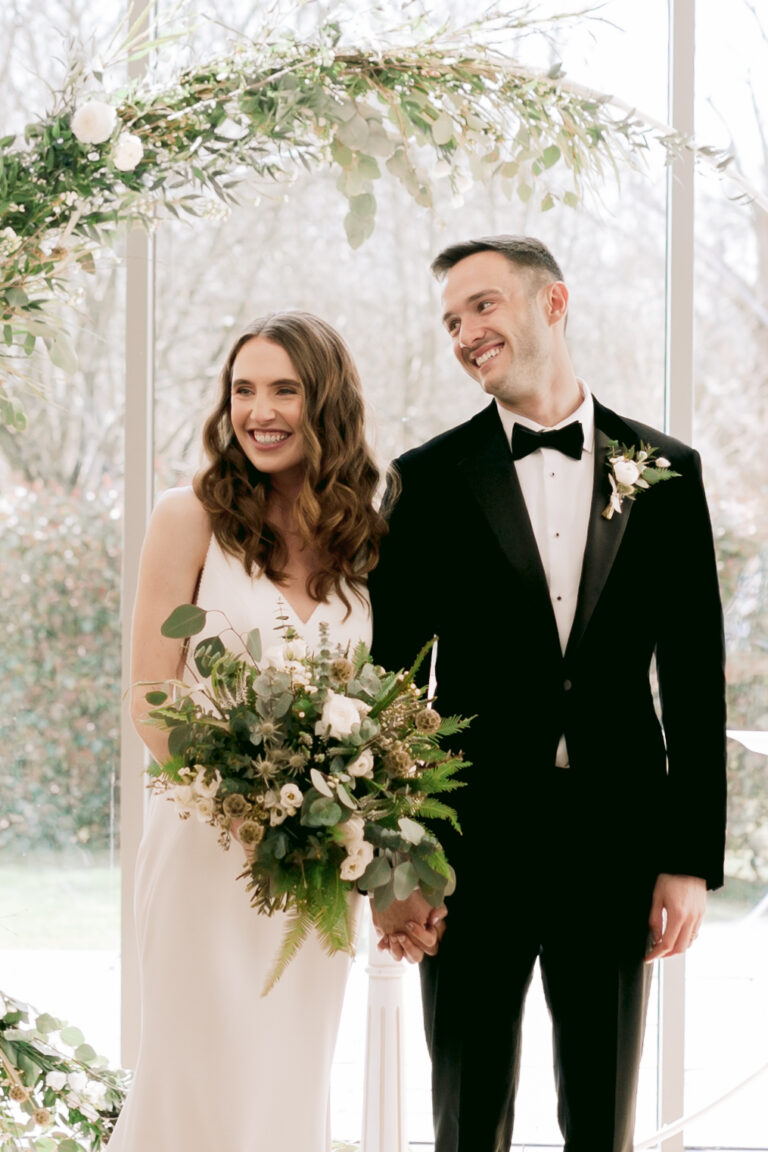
[440,250,558,412]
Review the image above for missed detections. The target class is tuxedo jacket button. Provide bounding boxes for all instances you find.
[563,679,572,691]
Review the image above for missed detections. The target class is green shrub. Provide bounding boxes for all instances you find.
[0,481,121,853]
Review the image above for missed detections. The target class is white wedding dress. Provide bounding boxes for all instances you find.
[107,536,371,1152]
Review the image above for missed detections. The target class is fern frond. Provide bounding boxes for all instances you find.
[261,908,313,996]
[415,798,461,831]
[437,714,474,736]
[351,640,371,676]
[417,765,467,795]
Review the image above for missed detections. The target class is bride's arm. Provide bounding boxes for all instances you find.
[130,487,210,765]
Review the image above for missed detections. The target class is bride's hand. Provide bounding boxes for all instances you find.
[371,890,447,963]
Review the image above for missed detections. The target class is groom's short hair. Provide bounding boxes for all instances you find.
[430,235,564,282]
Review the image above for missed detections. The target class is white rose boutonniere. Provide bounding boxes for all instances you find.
[602,441,681,520]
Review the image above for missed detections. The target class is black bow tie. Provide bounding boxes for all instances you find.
[511,420,584,462]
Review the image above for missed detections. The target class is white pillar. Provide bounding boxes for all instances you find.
[360,909,409,1152]
[659,1,696,1147]
[120,0,154,1068]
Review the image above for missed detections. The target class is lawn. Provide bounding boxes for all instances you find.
[0,853,120,950]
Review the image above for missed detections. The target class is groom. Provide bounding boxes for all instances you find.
[368,236,727,1152]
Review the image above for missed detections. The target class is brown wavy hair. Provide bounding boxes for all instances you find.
[194,311,386,614]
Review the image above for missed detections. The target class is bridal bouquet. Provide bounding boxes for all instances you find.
[142,605,471,993]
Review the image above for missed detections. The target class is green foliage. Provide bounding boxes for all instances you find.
[0,482,120,854]
[160,602,207,638]
[146,617,471,990]
[0,991,128,1149]
[1,6,728,425]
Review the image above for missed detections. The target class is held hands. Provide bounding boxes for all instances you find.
[645,873,707,962]
[371,889,448,963]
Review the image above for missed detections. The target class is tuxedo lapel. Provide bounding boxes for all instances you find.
[458,406,562,655]
[566,422,633,657]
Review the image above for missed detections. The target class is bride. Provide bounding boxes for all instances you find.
[107,311,386,1151]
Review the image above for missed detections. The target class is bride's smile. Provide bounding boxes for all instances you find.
[229,335,305,482]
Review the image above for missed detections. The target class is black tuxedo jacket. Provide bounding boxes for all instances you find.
[369,398,727,898]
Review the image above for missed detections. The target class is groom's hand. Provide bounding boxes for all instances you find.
[371,890,447,963]
[645,873,706,962]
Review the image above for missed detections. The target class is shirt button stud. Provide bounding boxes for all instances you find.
[563,679,572,691]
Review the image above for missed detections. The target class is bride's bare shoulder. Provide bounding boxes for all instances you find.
[146,486,210,560]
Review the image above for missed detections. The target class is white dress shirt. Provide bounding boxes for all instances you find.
[496,382,595,766]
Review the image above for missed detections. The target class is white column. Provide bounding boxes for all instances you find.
[360,910,409,1152]
[120,0,154,1068]
[659,0,696,1148]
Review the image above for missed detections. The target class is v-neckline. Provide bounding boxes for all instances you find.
[265,575,322,628]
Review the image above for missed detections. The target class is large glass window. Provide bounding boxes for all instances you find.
[684,2,768,1146]
[5,0,766,1145]
[0,0,125,1066]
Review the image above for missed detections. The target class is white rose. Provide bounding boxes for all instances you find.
[193,767,221,799]
[173,784,195,809]
[112,131,144,171]
[349,840,374,869]
[284,660,310,684]
[67,1071,87,1092]
[269,805,287,826]
[87,1081,107,1107]
[280,783,303,808]
[340,854,368,881]
[195,797,215,822]
[316,691,371,740]
[71,100,117,144]
[45,1070,67,1090]
[263,645,286,669]
[613,459,640,487]
[262,789,278,809]
[348,748,374,778]
[283,637,306,662]
[655,456,671,469]
[339,815,365,849]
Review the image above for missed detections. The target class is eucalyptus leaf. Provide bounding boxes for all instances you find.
[393,860,419,901]
[161,603,207,638]
[336,113,370,150]
[344,210,375,249]
[372,875,396,910]
[47,333,78,374]
[59,1025,84,1047]
[310,768,334,797]
[430,111,455,146]
[35,1013,61,1034]
[398,816,425,844]
[145,690,168,705]
[358,853,392,892]
[542,143,561,168]
[336,782,357,809]
[302,796,342,827]
[245,627,261,662]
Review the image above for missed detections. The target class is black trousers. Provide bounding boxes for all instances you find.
[421,773,655,1152]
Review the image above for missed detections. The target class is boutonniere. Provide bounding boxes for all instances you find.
[602,441,681,520]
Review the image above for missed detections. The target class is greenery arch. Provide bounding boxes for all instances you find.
[0,4,746,432]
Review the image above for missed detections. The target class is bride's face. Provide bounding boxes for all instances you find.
[229,337,306,484]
